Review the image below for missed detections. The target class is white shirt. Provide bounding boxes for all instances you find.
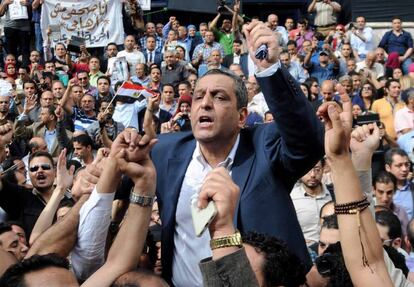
[290,183,332,244]
[355,60,385,78]
[349,27,374,57]
[113,100,146,129]
[233,53,240,65]
[247,92,269,118]
[116,50,145,77]
[172,136,240,287]
[71,187,115,281]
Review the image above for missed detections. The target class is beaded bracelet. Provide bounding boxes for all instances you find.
[334,196,372,271]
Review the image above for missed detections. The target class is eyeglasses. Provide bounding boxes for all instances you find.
[336,29,344,31]
[362,86,372,90]
[310,166,323,173]
[29,163,52,172]
[78,77,88,81]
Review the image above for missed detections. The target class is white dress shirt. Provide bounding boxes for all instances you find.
[71,187,115,281]
[349,27,374,57]
[116,50,146,77]
[291,183,332,244]
[172,136,239,287]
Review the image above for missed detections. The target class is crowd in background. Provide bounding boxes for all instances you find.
[0,0,413,286]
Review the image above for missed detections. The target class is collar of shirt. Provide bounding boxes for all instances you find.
[399,181,411,191]
[45,129,56,136]
[193,134,240,172]
[301,184,331,199]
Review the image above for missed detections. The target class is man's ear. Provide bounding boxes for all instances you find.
[385,164,391,172]
[392,237,402,249]
[238,107,248,128]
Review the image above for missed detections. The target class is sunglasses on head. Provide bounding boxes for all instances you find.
[29,163,52,172]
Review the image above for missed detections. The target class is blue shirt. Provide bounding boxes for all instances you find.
[44,129,56,152]
[72,107,98,132]
[307,62,339,84]
[394,182,414,219]
[379,30,413,56]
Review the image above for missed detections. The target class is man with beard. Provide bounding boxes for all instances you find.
[0,149,67,238]
[291,160,332,245]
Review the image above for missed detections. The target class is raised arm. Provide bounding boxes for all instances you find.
[209,13,221,31]
[60,78,76,115]
[317,93,393,286]
[82,130,158,287]
[307,0,317,13]
[244,21,324,176]
[0,0,12,17]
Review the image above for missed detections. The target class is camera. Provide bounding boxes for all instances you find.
[217,0,226,13]
[349,22,355,29]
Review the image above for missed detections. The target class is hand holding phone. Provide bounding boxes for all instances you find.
[192,167,240,238]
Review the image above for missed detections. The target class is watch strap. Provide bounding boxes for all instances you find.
[210,231,242,250]
[129,192,155,207]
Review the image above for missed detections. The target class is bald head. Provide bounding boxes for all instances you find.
[267,14,278,30]
[365,51,376,68]
[29,137,47,153]
[321,80,335,101]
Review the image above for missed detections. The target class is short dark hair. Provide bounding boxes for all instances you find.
[0,222,12,237]
[242,231,306,286]
[0,254,70,287]
[73,134,93,149]
[200,69,248,109]
[391,16,402,22]
[375,210,402,240]
[178,80,191,89]
[162,83,175,91]
[385,78,400,90]
[321,214,338,229]
[373,171,397,190]
[286,40,297,47]
[97,75,111,86]
[233,39,242,45]
[384,148,409,166]
[23,79,37,90]
[106,42,117,48]
[28,151,54,166]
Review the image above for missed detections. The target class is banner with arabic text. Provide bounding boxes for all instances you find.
[41,0,125,48]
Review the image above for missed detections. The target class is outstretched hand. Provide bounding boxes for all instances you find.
[56,149,75,189]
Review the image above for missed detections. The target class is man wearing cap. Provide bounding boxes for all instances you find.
[304,46,340,84]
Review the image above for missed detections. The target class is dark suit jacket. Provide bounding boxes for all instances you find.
[137,108,171,133]
[151,66,324,284]
[143,50,163,67]
[222,53,249,76]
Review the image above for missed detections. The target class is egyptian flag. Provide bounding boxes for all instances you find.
[117,82,156,101]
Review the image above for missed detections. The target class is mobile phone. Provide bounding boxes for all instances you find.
[191,201,217,237]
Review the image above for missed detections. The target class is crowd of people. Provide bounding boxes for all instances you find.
[0,0,413,286]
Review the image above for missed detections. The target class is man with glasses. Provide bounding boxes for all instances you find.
[385,148,414,219]
[77,71,98,99]
[0,150,68,238]
[291,160,332,245]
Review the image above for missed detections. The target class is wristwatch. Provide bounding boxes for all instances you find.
[210,231,243,250]
[129,192,155,207]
